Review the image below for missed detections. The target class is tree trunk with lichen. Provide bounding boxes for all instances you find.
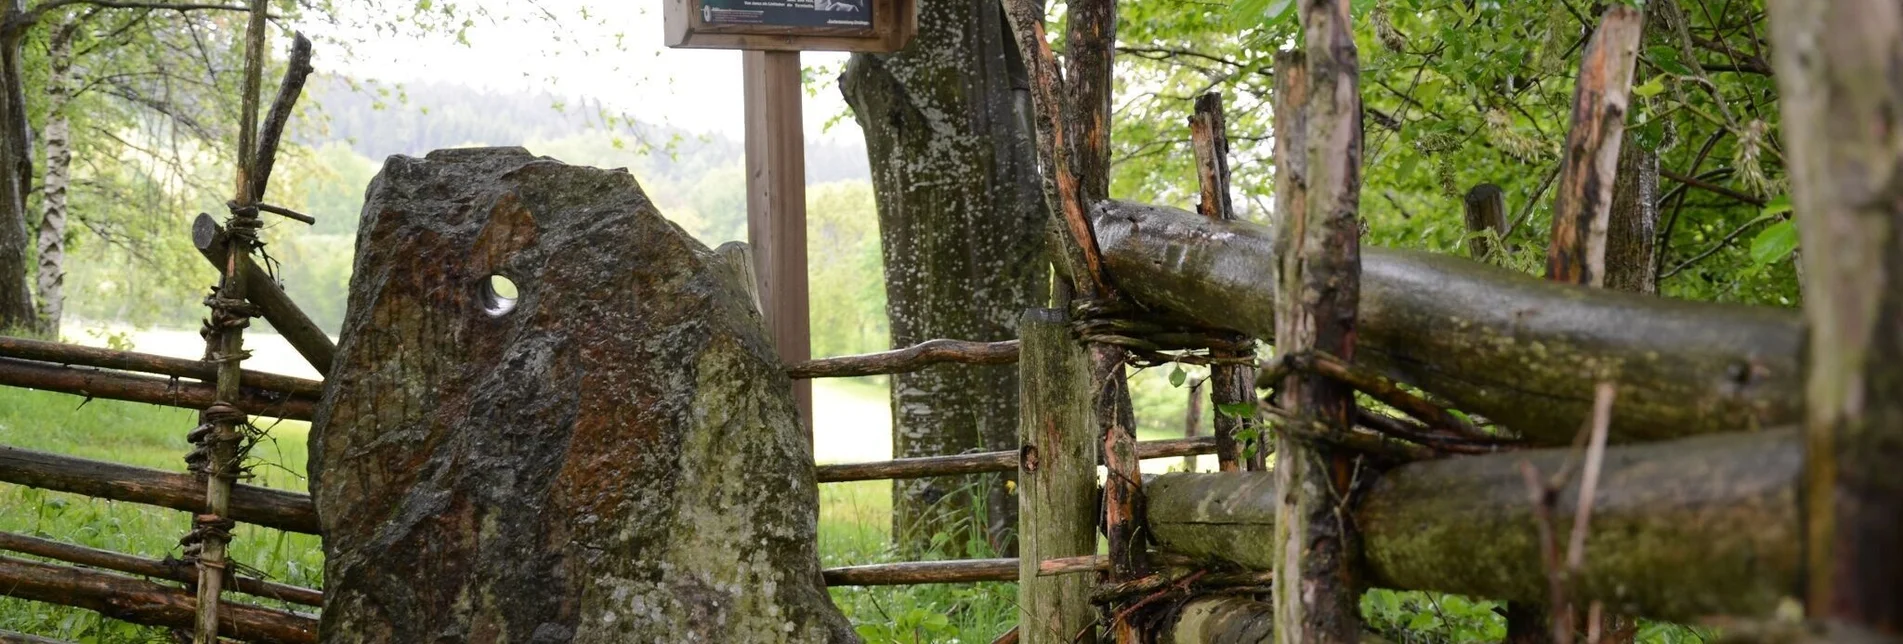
[839,0,1046,557]
[1768,2,1903,634]
[0,0,38,335]
[311,148,857,643]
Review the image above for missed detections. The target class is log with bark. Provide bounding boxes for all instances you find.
[0,446,318,534]
[0,335,322,397]
[193,214,335,377]
[310,148,855,642]
[814,436,1215,483]
[0,555,315,643]
[0,357,316,420]
[1147,429,1801,622]
[1092,200,1803,445]
[0,531,321,607]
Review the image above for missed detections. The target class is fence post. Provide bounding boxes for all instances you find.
[1016,308,1097,644]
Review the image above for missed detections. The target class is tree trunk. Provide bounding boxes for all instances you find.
[1604,143,1659,295]
[34,19,74,335]
[1091,200,1805,446]
[1767,2,1903,634]
[839,0,1046,556]
[311,148,856,643]
[0,1,39,335]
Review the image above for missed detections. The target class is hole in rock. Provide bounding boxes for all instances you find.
[483,274,519,317]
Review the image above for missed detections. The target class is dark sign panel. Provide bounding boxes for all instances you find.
[700,0,873,30]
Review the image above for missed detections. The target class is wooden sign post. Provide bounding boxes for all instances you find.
[666,0,915,436]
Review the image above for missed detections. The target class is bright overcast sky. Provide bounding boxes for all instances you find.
[298,1,862,145]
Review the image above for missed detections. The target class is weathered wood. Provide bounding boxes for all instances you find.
[1294,351,1494,444]
[1148,430,1802,622]
[1000,0,1109,296]
[1016,308,1097,644]
[310,148,855,642]
[1163,597,1275,644]
[0,555,315,643]
[249,33,312,204]
[0,336,322,397]
[1463,183,1508,262]
[825,558,1017,586]
[815,436,1216,483]
[743,50,814,433]
[1189,91,1255,472]
[192,214,334,377]
[0,531,321,606]
[1275,1,1365,637]
[1768,1,1903,634]
[1092,200,1805,445]
[1545,5,1643,287]
[0,446,318,534]
[1182,378,1203,471]
[0,357,315,421]
[787,339,1019,379]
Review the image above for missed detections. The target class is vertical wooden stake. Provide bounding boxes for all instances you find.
[1768,1,1903,634]
[194,1,269,641]
[1462,183,1507,263]
[1273,0,1364,638]
[1189,91,1255,472]
[1545,5,1643,287]
[744,50,813,437]
[1181,378,1203,472]
[1016,308,1097,644]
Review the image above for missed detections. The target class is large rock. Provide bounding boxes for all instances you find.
[310,147,857,643]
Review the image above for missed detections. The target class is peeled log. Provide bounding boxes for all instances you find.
[1093,200,1803,445]
[1147,430,1800,621]
[310,148,855,643]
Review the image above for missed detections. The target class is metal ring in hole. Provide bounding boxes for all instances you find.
[483,275,519,317]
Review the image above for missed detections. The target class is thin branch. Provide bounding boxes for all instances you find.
[1659,166,1765,206]
[787,339,1020,379]
[1661,213,1775,279]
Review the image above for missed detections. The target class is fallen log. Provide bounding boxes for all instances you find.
[0,446,319,534]
[1146,429,1800,621]
[192,214,335,377]
[0,357,316,421]
[0,555,315,643]
[0,531,321,606]
[1094,200,1803,445]
[0,336,323,398]
[1161,597,1275,643]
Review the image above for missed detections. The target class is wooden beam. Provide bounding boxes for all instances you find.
[786,339,1018,379]
[743,49,812,435]
[0,531,320,607]
[0,446,318,534]
[0,336,321,397]
[192,214,334,377]
[0,357,315,421]
[0,555,315,643]
[1016,308,1097,644]
[814,436,1217,483]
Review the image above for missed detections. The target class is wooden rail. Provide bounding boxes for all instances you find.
[0,531,320,607]
[0,336,322,397]
[0,358,316,421]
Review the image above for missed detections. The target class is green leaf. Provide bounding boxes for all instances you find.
[1216,402,1256,418]
[1170,364,1187,387]
[1760,193,1793,217]
[1632,74,1666,98]
[1228,0,1293,29]
[1647,46,1693,75]
[1750,219,1799,266]
[1407,612,1442,631]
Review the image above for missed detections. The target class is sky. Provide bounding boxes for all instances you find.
[299,0,864,145]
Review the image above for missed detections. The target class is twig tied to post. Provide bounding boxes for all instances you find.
[189,12,315,644]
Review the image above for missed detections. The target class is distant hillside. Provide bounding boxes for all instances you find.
[295,75,870,185]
